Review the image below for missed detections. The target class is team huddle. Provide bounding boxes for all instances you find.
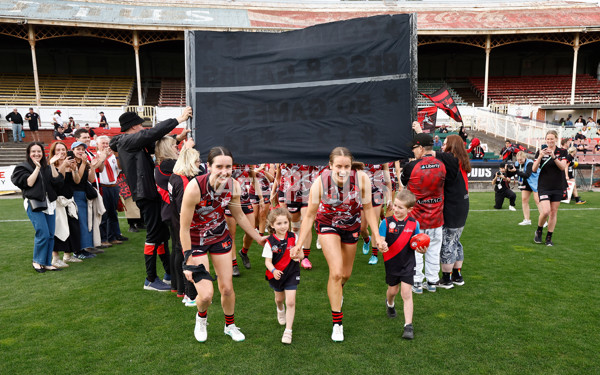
[108,108,469,345]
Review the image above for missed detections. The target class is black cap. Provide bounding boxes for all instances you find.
[119,112,144,132]
[407,133,434,148]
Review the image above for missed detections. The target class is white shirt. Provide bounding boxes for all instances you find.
[97,154,120,185]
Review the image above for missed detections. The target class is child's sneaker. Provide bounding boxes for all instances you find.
[301,258,312,270]
[402,324,414,340]
[281,330,292,344]
[386,301,397,318]
[412,282,423,294]
[438,278,454,289]
[277,307,286,325]
[362,239,370,255]
[368,255,378,265]
[316,238,322,249]
[425,281,438,292]
[224,324,245,342]
[194,315,208,342]
[452,275,465,286]
[331,324,344,342]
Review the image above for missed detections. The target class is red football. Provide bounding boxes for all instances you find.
[410,233,430,250]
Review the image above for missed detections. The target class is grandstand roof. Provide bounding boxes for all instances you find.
[1,0,600,33]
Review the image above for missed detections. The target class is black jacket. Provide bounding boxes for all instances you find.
[5,112,23,124]
[109,118,179,201]
[11,162,64,202]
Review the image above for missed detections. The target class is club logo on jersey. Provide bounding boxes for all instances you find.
[417,198,442,204]
[420,163,440,170]
[389,222,397,229]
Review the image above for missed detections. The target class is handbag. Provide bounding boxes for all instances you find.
[21,129,25,139]
[85,181,98,200]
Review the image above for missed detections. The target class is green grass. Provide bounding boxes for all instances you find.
[1,193,598,374]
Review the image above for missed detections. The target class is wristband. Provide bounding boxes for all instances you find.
[271,268,276,274]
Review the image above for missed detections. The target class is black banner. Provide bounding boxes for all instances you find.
[186,14,417,165]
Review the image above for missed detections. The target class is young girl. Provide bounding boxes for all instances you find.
[263,207,302,344]
[379,190,427,340]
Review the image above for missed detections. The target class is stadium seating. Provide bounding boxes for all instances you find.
[0,74,134,107]
[158,78,186,107]
[469,75,600,105]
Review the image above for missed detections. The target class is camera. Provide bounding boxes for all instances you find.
[506,161,514,169]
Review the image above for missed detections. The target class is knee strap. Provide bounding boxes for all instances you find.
[182,250,214,283]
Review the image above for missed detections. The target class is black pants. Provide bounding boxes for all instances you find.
[136,198,170,282]
[100,186,122,242]
[494,189,516,209]
[166,219,185,295]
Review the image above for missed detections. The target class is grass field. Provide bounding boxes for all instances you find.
[1,192,598,374]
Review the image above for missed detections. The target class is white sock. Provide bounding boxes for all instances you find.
[284,329,292,333]
[386,300,395,308]
[277,306,285,312]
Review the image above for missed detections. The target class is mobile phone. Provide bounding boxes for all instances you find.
[67,151,75,159]
[541,144,548,150]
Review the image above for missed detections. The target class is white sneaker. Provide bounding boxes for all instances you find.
[543,222,548,228]
[224,324,245,342]
[185,299,197,307]
[182,295,189,304]
[509,205,516,211]
[281,330,292,344]
[63,255,82,263]
[518,219,531,226]
[331,324,344,342]
[52,259,69,268]
[316,238,322,249]
[194,315,208,342]
[277,307,286,325]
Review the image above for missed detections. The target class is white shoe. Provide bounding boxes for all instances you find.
[63,255,82,263]
[194,315,208,342]
[518,219,531,226]
[331,324,344,342]
[224,324,245,342]
[52,259,69,268]
[509,205,516,211]
[281,330,292,344]
[185,299,197,307]
[182,295,189,304]
[316,238,322,249]
[543,222,548,228]
[277,307,286,325]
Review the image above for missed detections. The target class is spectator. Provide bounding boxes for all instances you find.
[401,132,447,293]
[565,147,586,204]
[492,163,516,211]
[24,108,42,142]
[458,125,468,143]
[437,135,470,288]
[467,138,484,160]
[574,130,586,141]
[11,142,65,272]
[500,140,514,161]
[52,110,65,130]
[48,141,81,267]
[433,135,442,149]
[439,124,449,133]
[564,115,573,126]
[54,125,67,140]
[5,108,24,143]
[507,151,540,226]
[558,118,565,126]
[84,123,96,139]
[109,107,192,292]
[65,117,76,135]
[96,135,128,248]
[574,115,586,127]
[99,112,109,129]
[532,130,568,247]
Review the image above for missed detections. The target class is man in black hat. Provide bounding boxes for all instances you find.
[400,130,448,294]
[110,107,192,292]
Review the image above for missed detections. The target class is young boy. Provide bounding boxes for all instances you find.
[492,163,516,211]
[379,190,428,340]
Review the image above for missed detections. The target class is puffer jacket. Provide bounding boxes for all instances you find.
[109,118,179,201]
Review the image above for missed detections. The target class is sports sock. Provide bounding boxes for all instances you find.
[452,268,462,279]
[241,247,249,255]
[536,226,543,235]
[363,236,370,244]
[225,314,235,326]
[546,231,553,240]
[198,310,207,319]
[303,248,311,259]
[386,299,394,308]
[332,311,343,326]
[442,272,451,282]
[372,247,378,257]
[232,259,238,267]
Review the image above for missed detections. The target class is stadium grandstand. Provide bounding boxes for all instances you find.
[0,0,599,177]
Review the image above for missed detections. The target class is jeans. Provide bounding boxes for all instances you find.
[100,186,122,242]
[12,123,23,142]
[26,203,55,266]
[73,190,93,250]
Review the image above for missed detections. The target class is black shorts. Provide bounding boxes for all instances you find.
[268,266,300,292]
[386,273,415,287]
[224,204,254,216]
[538,189,566,202]
[190,235,233,256]
[250,194,270,205]
[29,123,39,131]
[286,201,307,214]
[519,180,533,192]
[315,222,360,244]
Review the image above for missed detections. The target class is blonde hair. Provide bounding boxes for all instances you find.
[173,148,201,177]
[546,130,559,139]
[155,136,178,164]
[567,146,577,154]
[266,207,292,235]
[394,189,416,209]
[516,151,528,160]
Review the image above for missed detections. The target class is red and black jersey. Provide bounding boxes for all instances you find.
[264,231,298,280]
[364,163,387,194]
[254,169,272,197]
[190,173,233,247]
[279,163,313,202]
[380,216,419,277]
[400,155,446,229]
[388,162,398,191]
[316,169,362,231]
[233,164,253,204]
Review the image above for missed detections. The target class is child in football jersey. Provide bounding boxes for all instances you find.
[263,207,303,344]
[379,190,428,340]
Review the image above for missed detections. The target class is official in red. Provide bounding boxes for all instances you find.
[400,133,446,293]
[96,135,127,247]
